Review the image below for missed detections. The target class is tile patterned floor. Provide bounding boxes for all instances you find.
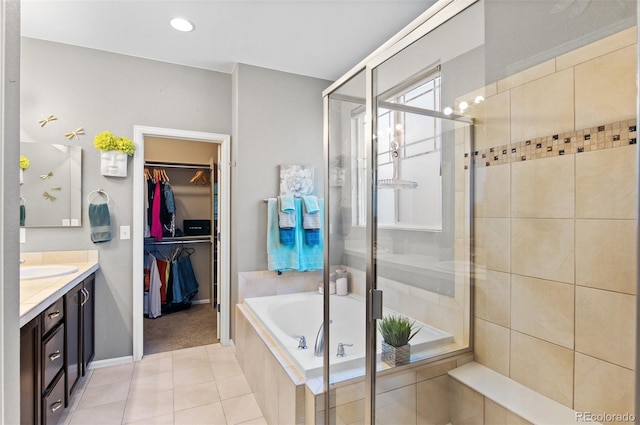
[60,344,266,425]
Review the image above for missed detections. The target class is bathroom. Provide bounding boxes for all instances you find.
[1,0,639,424]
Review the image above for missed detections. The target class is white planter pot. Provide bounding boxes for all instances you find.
[100,150,128,177]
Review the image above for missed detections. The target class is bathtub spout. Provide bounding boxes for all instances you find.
[314,319,332,357]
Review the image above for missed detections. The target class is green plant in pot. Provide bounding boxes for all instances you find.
[378,314,421,366]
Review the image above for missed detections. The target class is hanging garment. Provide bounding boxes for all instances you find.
[150,179,163,240]
[144,177,150,238]
[162,182,176,237]
[176,250,199,303]
[143,253,162,318]
[156,258,170,304]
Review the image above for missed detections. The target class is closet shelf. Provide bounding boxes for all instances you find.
[144,161,212,170]
[144,236,212,245]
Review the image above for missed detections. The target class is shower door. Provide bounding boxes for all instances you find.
[324,1,480,423]
[365,4,480,420]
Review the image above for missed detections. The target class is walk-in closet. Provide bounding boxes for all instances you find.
[142,136,219,354]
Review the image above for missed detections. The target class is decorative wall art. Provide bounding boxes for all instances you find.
[279,165,314,197]
[38,114,57,127]
[64,127,85,140]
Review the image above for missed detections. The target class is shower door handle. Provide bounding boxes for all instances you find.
[371,289,383,320]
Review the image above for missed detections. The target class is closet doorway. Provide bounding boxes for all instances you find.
[132,126,230,361]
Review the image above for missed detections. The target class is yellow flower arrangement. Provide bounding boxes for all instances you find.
[19,155,30,170]
[93,131,136,156]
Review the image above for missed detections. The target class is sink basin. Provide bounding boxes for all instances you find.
[20,265,78,280]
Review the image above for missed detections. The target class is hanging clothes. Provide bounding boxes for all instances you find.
[162,182,176,237]
[150,177,163,240]
[146,168,176,240]
[143,253,162,319]
[156,257,170,304]
[174,248,199,303]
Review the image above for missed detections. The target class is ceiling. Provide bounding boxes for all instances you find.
[20,0,437,82]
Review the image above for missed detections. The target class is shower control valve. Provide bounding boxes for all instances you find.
[293,335,307,350]
[336,342,353,357]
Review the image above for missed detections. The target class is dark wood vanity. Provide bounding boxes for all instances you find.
[20,273,96,425]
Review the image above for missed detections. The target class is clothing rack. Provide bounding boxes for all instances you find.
[145,161,212,170]
[144,236,211,246]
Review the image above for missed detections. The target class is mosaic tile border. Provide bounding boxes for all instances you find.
[464,119,637,169]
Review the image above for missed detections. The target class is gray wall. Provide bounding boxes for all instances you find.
[20,38,232,360]
[231,63,330,339]
[19,39,331,360]
[2,0,22,423]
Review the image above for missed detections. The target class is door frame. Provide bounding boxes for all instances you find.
[132,125,231,361]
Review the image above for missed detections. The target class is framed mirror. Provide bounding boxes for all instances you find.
[20,142,82,227]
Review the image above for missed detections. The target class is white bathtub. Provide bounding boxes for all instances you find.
[243,291,453,378]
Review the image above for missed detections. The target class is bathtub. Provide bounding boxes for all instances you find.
[243,291,453,378]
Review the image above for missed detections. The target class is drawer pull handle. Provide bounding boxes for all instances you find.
[48,351,61,362]
[80,288,89,306]
[47,311,60,319]
[49,400,63,413]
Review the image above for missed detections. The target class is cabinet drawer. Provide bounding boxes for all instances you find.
[42,298,64,336]
[42,325,64,390]
[42,371,65,425]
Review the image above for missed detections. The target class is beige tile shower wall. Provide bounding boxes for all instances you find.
[469,27,637,419]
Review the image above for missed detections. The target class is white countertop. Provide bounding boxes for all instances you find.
[20,250,100,328]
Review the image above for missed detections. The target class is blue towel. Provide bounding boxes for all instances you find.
[280,194,295,212]
[297,198,324,270]
[267,198,299,271]
[302,195,320,213]
[279,227,295,245]
[278,195,296,228]
[267,198,323,272]
[89,202,112,243]
[19,204,26,227]
[305,229,320,246]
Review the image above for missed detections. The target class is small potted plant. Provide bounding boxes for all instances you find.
[93,131,136,177]
[378,314,421,366]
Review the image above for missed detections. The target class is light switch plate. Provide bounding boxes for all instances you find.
[120,225,131,240]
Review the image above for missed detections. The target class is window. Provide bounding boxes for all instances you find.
[353,68,443,230]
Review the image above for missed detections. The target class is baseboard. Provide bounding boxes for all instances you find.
[192,299,211,305]
[88,355,134,370]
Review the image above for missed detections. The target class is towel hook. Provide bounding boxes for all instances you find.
[87,188,110,204]
[19,196,26,206]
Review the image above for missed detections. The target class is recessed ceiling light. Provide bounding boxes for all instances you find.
[170,17,195,32]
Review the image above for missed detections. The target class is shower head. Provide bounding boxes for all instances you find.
[378,140,418,189]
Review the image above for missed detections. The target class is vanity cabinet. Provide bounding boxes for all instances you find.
[20,318,40,425]
[20,273,96,425]
[65,274,95,400]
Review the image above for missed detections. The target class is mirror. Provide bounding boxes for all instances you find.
[20,142,82,227]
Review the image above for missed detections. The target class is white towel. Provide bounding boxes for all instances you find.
[302,196,321,229]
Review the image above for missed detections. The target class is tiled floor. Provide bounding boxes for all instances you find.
[60,344,266,425]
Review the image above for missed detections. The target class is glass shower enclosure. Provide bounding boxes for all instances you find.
[323,1,479,422]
